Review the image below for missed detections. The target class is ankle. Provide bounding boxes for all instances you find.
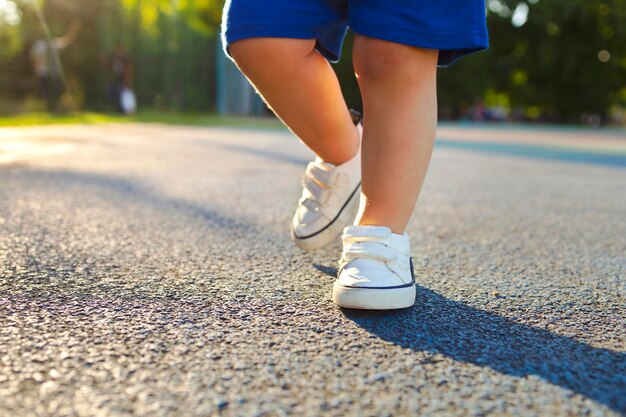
[353,220,406,235]
[318,125,360,165]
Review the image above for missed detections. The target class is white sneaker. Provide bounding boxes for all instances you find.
[290,111,363,251]
[332,225,416,310]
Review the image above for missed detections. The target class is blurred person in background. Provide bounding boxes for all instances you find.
[29,20,82,112]
[101,42,135,114]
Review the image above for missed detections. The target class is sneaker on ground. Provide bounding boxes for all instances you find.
[290,110,363,251]
[332,225,416,310]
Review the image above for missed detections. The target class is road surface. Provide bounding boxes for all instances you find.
[1,123,625,417]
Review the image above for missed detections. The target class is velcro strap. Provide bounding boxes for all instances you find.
[301,175,326,202]
[342,225,392,243]
[343,241,397,263]
[305,162,333,187]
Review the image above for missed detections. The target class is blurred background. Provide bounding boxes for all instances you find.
[0,0,624,125]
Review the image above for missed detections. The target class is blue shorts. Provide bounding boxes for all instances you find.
[221,0,489,67]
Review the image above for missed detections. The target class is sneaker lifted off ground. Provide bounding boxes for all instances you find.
[290,110,363,251]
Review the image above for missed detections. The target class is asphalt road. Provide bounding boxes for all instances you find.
[1,123,625,417]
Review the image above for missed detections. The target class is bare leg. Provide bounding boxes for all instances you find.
[352,35,438,234]
[229,38,358,165]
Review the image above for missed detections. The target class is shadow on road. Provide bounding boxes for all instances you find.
[5,165,624,413]
[351,286,625,413]
[205,141,310,166]
[2,166,261,235]
[313,265,626,414]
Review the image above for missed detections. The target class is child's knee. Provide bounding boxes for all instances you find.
[352,35,438,83]
[229,38,316,75]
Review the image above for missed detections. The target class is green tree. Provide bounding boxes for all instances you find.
[439,0,625,123]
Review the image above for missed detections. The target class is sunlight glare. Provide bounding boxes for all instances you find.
[0,0,21,25]
[512,3,529,27]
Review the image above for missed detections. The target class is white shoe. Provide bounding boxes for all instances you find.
[290,111,363,251]
[332,225,416,310]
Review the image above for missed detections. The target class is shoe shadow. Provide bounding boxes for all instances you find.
[312,263,338,277]
[207,142,310,166]
[339,284,626,413]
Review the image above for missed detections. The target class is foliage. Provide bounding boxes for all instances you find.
[439,0,626,123]
[0,0,624,123]
[0,0,223,112]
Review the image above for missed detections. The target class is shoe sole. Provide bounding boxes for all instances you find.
[290,183,361,251]
[332,283,416,310]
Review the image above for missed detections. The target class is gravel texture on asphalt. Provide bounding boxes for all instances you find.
[0,124,625,417]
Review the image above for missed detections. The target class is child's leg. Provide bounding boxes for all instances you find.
[351,35,438,234]
[229,38,359,165]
